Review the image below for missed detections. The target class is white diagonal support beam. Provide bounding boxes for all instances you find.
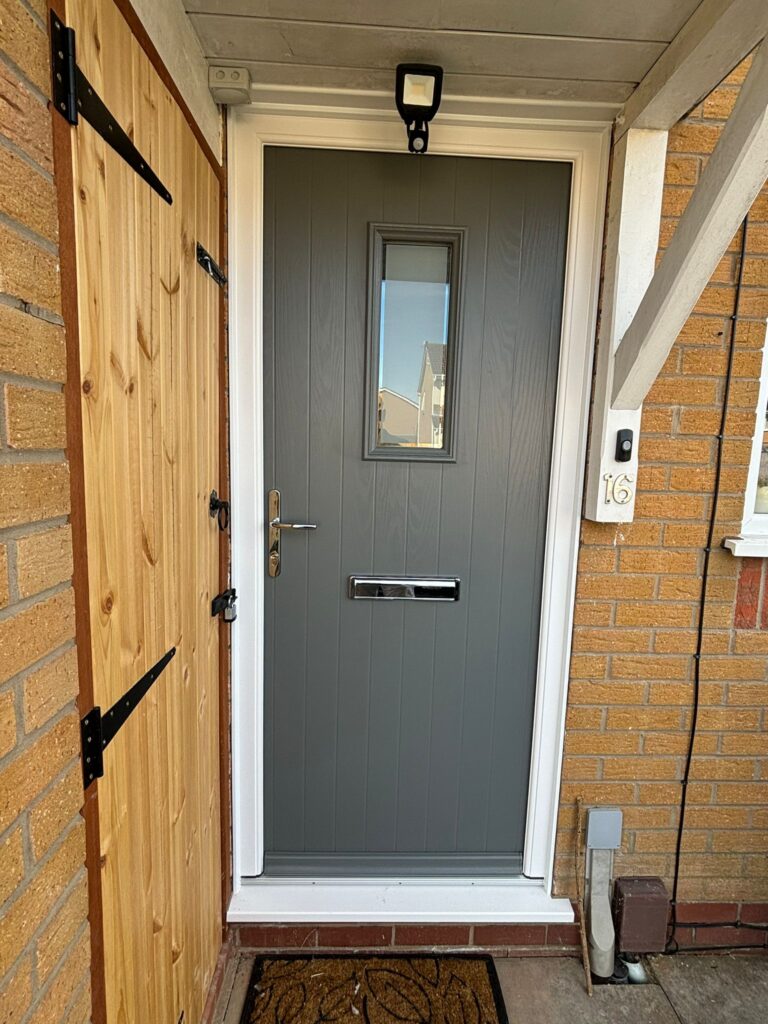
[583,129,668,522]
[613,41,768,410]
[616,0,768,139]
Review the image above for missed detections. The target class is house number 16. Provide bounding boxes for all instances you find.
[603,472,635,505]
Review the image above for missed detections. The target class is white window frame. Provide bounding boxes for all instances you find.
[227,103,609,922]
[725,323,768,557]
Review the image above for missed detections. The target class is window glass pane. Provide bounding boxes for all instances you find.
[376,242,451,450]
[755,400,768,513]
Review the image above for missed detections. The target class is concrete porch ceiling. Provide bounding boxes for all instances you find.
[184,0,705,119]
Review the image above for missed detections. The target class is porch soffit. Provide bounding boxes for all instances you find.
[183,0,704,121]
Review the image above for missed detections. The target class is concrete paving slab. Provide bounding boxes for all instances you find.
[494,957,680,1024]
[649,954,768,1024]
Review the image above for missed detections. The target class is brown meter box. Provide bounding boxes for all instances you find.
[613,876,670,953]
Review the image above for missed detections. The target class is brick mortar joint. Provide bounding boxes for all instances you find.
[0,48,51,110]
[0,131,55,185]
[0,448,68,466]
[0,516,71,544]
[0,578,72,626]
[0,292,64,328]
[5,529,20,606]
[0,699,80,816]
[49,971,92,1024]
[0,373,65,395]
[0,837,87,985]
[17,0,46,34]
[23,919,91,1024]
[0,210,59,258]
[0,637,77,709]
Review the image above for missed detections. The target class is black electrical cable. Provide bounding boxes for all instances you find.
[670,941,768,953]
[680,920,766,930]
[665,214,750,955]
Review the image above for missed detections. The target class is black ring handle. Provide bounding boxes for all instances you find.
[209,490,230,532]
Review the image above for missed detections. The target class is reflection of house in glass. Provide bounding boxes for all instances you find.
[377,341,447,450]
[417,342,447,448]
[377,387,419,445]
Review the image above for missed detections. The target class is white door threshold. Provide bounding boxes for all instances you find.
[227,878,574,923]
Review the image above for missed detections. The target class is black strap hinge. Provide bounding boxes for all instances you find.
[80,647,176,789]
[212,588,237,622]
[50,12,172,205]
[197,243,227,287]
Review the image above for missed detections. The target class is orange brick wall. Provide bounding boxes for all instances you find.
[556,55,768,906]
[0,0,91,1020]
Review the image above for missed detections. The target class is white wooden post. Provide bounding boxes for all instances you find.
[583,129,668,522]
[613,42,768,409]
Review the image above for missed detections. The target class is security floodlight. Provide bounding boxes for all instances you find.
[395,63,443,154]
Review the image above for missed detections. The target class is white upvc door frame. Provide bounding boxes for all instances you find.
[228,103,609,922]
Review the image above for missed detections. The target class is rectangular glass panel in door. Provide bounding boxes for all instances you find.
[380,244,447,450]
[262,147,571,877]
[366,227,463,460]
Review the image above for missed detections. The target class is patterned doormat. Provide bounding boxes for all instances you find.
[239,954,508,1024]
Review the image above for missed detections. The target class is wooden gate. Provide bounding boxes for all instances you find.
[54,0,224,1019]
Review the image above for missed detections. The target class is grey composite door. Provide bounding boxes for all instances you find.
[262,146,571,877]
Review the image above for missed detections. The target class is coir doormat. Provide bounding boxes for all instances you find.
[239,954,508,1024]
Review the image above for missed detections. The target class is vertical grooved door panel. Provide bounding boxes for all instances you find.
[263,147,570,877]
[67,0,222,1019]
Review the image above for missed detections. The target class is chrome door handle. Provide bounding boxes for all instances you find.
[269,519,317,531]
[267,489,316,577]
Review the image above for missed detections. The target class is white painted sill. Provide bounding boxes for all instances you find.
[724,536,768,557]
[228,878,574,923]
